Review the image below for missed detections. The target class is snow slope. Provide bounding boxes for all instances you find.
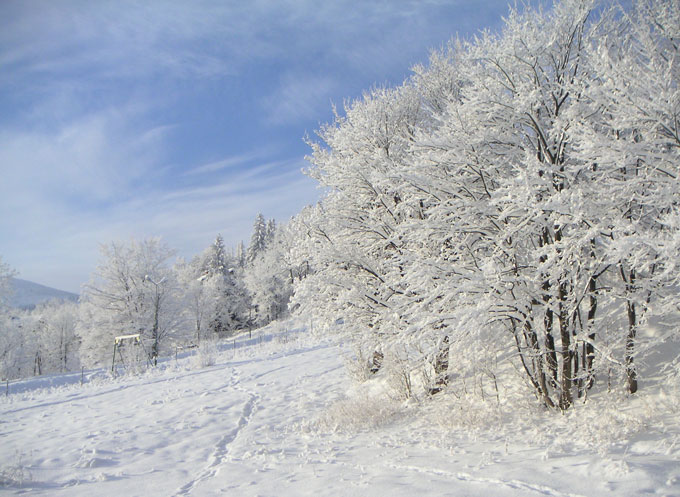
[8,278,79,310]
[1,321,679,496]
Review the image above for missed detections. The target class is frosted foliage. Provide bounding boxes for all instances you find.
[182,236,250,338]
[202,234,229,277]
[0,256,16,309]
[294,0,680,410]
[174,257,210,344]
[191,338,218,368]
[0,257,21,379]
[79,238,181,367]
[245,223,295,327]
[0,313,26,380]
[247,213,269,264]
[30,301,80,374]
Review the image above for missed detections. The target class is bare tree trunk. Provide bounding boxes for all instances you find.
[558,281,573,410]
[625,272,638,394]
[520,319,555,409]
[625,301,638,394]
[620,265,638,394]
[540,229,559,389]
[151,290,160,366]
[34,351,42,376]
[370,350,383,374]
[429,336,449,395]
[585,274,597,390]
[63,334,68,373]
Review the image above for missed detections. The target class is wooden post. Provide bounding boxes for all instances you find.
[111,341,117,376]
[81,367,85,386]
[5,379,8,397]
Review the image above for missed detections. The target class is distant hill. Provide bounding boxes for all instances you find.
[8,278,79,310]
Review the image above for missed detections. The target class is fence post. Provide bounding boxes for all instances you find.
[5,379,8,397]
[81,367,84,386]
[111,341,117,376]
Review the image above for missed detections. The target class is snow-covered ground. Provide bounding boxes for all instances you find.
[1,320,679,496]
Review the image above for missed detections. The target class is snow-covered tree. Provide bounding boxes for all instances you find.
[266,219,276,246]
[293,0,680,410]
[202,234,229,276]
[570,0,680,393]
[175,257,210,344]
[0,312,28,380]
[79,238,180,367]
[245,222,294,326]
[247,214,269,264]
[31,300,80,373]
[430,0,600,409]
[0,256,16,309]
[236,241,247,269]
[192,235,250,336]
[0,257,22,379]
[302,82,426,338]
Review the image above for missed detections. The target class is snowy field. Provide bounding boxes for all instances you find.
[1,320,679,496]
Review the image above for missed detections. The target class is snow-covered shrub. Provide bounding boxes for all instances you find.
[0,453,31,488]
[430,392,505,434]
[341,345,374,383]
[192,338,218,368]
[315,393,402,432]
[384,351,416,401]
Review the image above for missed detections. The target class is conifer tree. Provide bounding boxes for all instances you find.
[247,214,268,264]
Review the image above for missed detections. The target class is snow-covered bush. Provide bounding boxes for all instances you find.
[315,392,403,433]
[341,345,375,383]
[384,349,418,401]
[0,452,32,488]
[192,338,218,368]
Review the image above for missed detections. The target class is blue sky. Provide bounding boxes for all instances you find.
[1,0,540,293]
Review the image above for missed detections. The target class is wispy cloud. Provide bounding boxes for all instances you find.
[262,74,338,126]
[0,0,528,292]
[0,105,167,203]
[2,155,318,292]
[184,148,277,176]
